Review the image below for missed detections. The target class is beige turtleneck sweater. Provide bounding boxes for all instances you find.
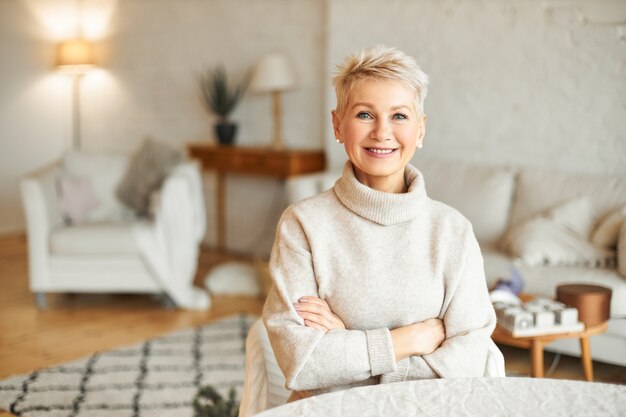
[262,161,497,399]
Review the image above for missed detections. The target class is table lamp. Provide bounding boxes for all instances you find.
[250,53,295,149]
[56,39,96,150]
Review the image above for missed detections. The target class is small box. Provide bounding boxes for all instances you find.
[555,307,578,325]
[505,311,533,329]
[533,310,555,327]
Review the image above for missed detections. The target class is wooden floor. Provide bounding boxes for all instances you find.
[0,233,624,415]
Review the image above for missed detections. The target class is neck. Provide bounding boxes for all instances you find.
[353,166,407,193]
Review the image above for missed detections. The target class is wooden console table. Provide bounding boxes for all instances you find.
[187,144,326,252]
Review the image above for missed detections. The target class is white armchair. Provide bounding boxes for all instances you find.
[20,152,209,310]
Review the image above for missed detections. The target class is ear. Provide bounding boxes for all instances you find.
[417,114,427,148]
[331,110,342,142]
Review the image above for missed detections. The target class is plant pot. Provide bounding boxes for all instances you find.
[215,122,237,145]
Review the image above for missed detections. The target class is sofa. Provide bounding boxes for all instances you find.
[285,157,626,367]
[20,150,210,310]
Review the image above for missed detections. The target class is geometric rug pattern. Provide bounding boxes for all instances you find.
[0,314,256,417]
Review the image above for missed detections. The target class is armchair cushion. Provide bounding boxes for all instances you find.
[116,138,185,216]
[50,222,144,256]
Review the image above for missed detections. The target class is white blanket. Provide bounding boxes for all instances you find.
[133,162,210,309]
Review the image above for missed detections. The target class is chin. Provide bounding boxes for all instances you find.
[356,162,405,178]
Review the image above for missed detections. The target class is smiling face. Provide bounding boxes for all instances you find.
[332,79,426,193]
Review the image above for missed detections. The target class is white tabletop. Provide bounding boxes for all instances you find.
[255,377,626,417]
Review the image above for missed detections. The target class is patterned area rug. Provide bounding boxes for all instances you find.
[0,314,256,416]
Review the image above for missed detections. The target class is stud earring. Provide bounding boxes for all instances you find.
[336,139,341,143]
[417,143,423,149]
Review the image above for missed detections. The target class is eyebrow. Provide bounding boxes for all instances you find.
[351,102,412,111]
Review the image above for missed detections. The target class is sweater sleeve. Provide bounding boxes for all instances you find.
[381,224,497,383]
[262,209,397,391]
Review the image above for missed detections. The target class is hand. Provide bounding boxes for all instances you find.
[390,318,445,361]
[411,318,446,356]
[294,296,346,333]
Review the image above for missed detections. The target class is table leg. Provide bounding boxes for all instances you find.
[216,172,226,253]
[530,339,544,378]
[580,336,594,382]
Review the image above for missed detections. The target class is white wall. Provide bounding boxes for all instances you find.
[2,0,625,254]
[1,0,325,255]
[325,0,626,175]
[0,1,72,234]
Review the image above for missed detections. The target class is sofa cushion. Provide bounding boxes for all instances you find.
[415,158,516,247]
[62,151,132,222]
[509,167,626,230]
[501,198,615,268]
[50,222,144,256]
[116,138,185,217]
[58,174,100,225]
[619,223,626,278]
[592,204,626,248]
[481,248,626,317]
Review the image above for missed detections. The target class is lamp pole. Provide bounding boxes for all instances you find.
[72,74,83,150]
[272,91,283,149]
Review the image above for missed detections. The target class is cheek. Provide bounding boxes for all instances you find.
[396,126,420,145]
[342,122,368,143]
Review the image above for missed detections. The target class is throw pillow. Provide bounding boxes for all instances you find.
[501,198,616,268]
[591,205,626,249]
[116,138,185,216]
[545,197,594,238]
[58,174,100,225]
[618,222,626,277]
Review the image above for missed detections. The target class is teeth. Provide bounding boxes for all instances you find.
[367,148,394,154]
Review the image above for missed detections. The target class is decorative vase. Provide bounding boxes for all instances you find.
[215,122,237,145]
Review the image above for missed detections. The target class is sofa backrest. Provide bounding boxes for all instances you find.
[286,158,518,248]
[509,167,626,230]
[286,170,342,205]
[62,151,131,222]
[415,158,517,248]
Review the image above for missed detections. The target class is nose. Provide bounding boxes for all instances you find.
[371,118,392,142]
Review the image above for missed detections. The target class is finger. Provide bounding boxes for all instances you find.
[297,311,332,328]
[294,302,328,316]
[303,319,328,332]
[299,296,330,309]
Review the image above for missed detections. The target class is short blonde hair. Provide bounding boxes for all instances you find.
[332,45,429,116]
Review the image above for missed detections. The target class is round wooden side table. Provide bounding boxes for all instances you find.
[492,320,608,381]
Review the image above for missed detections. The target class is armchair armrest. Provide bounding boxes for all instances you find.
[20,161,63,289]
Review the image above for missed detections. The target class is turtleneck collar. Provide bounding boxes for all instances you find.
[333,160,428,226]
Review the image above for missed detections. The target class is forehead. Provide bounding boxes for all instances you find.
[346,79,417,110]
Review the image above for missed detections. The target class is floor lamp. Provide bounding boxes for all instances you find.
[56,39,95,150]
[250,54,295,149]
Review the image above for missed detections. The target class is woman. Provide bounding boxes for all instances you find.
[262,45,498,401]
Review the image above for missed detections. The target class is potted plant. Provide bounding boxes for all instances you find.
[200,66,248,145]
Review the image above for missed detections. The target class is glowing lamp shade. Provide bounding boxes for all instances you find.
[55,39,95,73]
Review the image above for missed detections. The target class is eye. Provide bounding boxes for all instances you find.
[392,113,408,120]
[356,112,373,120]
